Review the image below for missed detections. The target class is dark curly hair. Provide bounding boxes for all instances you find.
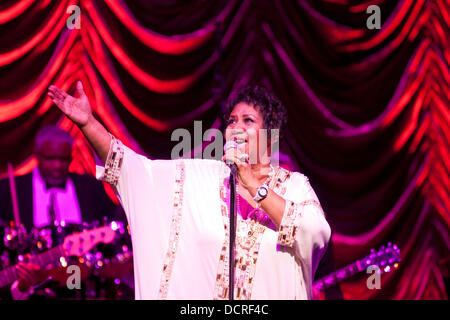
[223,86,288,140]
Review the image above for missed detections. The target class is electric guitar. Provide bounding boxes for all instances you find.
[313,242,401,292]
[0,226,115,288]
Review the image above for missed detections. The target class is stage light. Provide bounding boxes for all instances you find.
[110,221,119,231]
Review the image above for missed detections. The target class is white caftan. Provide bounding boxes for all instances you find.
[96,137,331,300]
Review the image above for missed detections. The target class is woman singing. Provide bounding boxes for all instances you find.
[48,83,330,300]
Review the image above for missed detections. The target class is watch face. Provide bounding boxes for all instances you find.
[258,187,268,197]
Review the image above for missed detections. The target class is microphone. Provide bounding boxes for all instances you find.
[224,140,250,175]
[224,141,238,175]
[223,140,240,300]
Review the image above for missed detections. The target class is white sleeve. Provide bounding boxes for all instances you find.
[277,173,331,287]
[95,135,175,223]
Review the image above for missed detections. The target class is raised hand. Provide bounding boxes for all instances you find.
[47,81,110,163]
[48,81,93,127]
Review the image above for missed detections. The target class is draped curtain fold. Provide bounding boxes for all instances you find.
[0,0,448,299]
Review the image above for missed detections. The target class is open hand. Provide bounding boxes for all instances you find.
[48,81,93,127]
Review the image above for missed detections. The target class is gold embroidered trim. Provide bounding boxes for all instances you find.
[158,161,185,299]
[299,199,324,215]
[271,166,291,194]
[214,165,232,300]
[213,165,292,300]
[103,135,124,187]
[277,198,324,248]
[234,219,266,300]
[278,201,297,247]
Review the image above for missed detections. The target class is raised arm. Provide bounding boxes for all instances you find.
[47,81,110,164]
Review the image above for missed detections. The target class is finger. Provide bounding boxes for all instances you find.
[49,97,61,108]
[48,85,67,95]
[49,86,69,99]
[20,267,37,284]
[76,80,85,97]
[29,264,41,272]
[55,90,67,101]
[16,266,31,281]
[222,151,237,163]
[229,153,247,166]
[224,148,240,159]
[224,154,243,167]
[15,265,25,278]
[49,91,64,103]
[16,262,33,279]
[222,151,236,162]
[47,85,59,95]
[239,153,249,163]
[48,93,67,108]
[226,148,242,160]
[49,96,63,108]
[17,263,33,273]
[16,262,27,271]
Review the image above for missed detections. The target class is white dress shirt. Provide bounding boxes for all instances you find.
[32,167,82,228]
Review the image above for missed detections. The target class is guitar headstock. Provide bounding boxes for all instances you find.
[62,226,116,257]
[313,242,401,292]
[363,242,401,273]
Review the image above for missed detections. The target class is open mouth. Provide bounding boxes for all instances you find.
[234,137,248,144]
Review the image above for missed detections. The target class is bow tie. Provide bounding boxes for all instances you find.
[45,181,66,190]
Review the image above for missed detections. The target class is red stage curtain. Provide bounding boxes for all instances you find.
[0,0,448,299]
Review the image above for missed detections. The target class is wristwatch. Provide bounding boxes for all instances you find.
[253,184,269,202]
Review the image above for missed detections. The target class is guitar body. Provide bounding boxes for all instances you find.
[43,261,92,287]
[0,226,115,289]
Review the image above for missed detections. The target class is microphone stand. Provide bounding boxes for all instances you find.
[229,165,238,300]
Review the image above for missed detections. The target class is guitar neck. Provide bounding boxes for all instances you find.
[0,245,65,288]
[313,243,400,292]
[313,258,367,291]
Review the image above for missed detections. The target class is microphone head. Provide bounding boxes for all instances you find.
[224,140,238,152]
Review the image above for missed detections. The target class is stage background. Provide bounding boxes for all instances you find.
[0,0,448,299]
